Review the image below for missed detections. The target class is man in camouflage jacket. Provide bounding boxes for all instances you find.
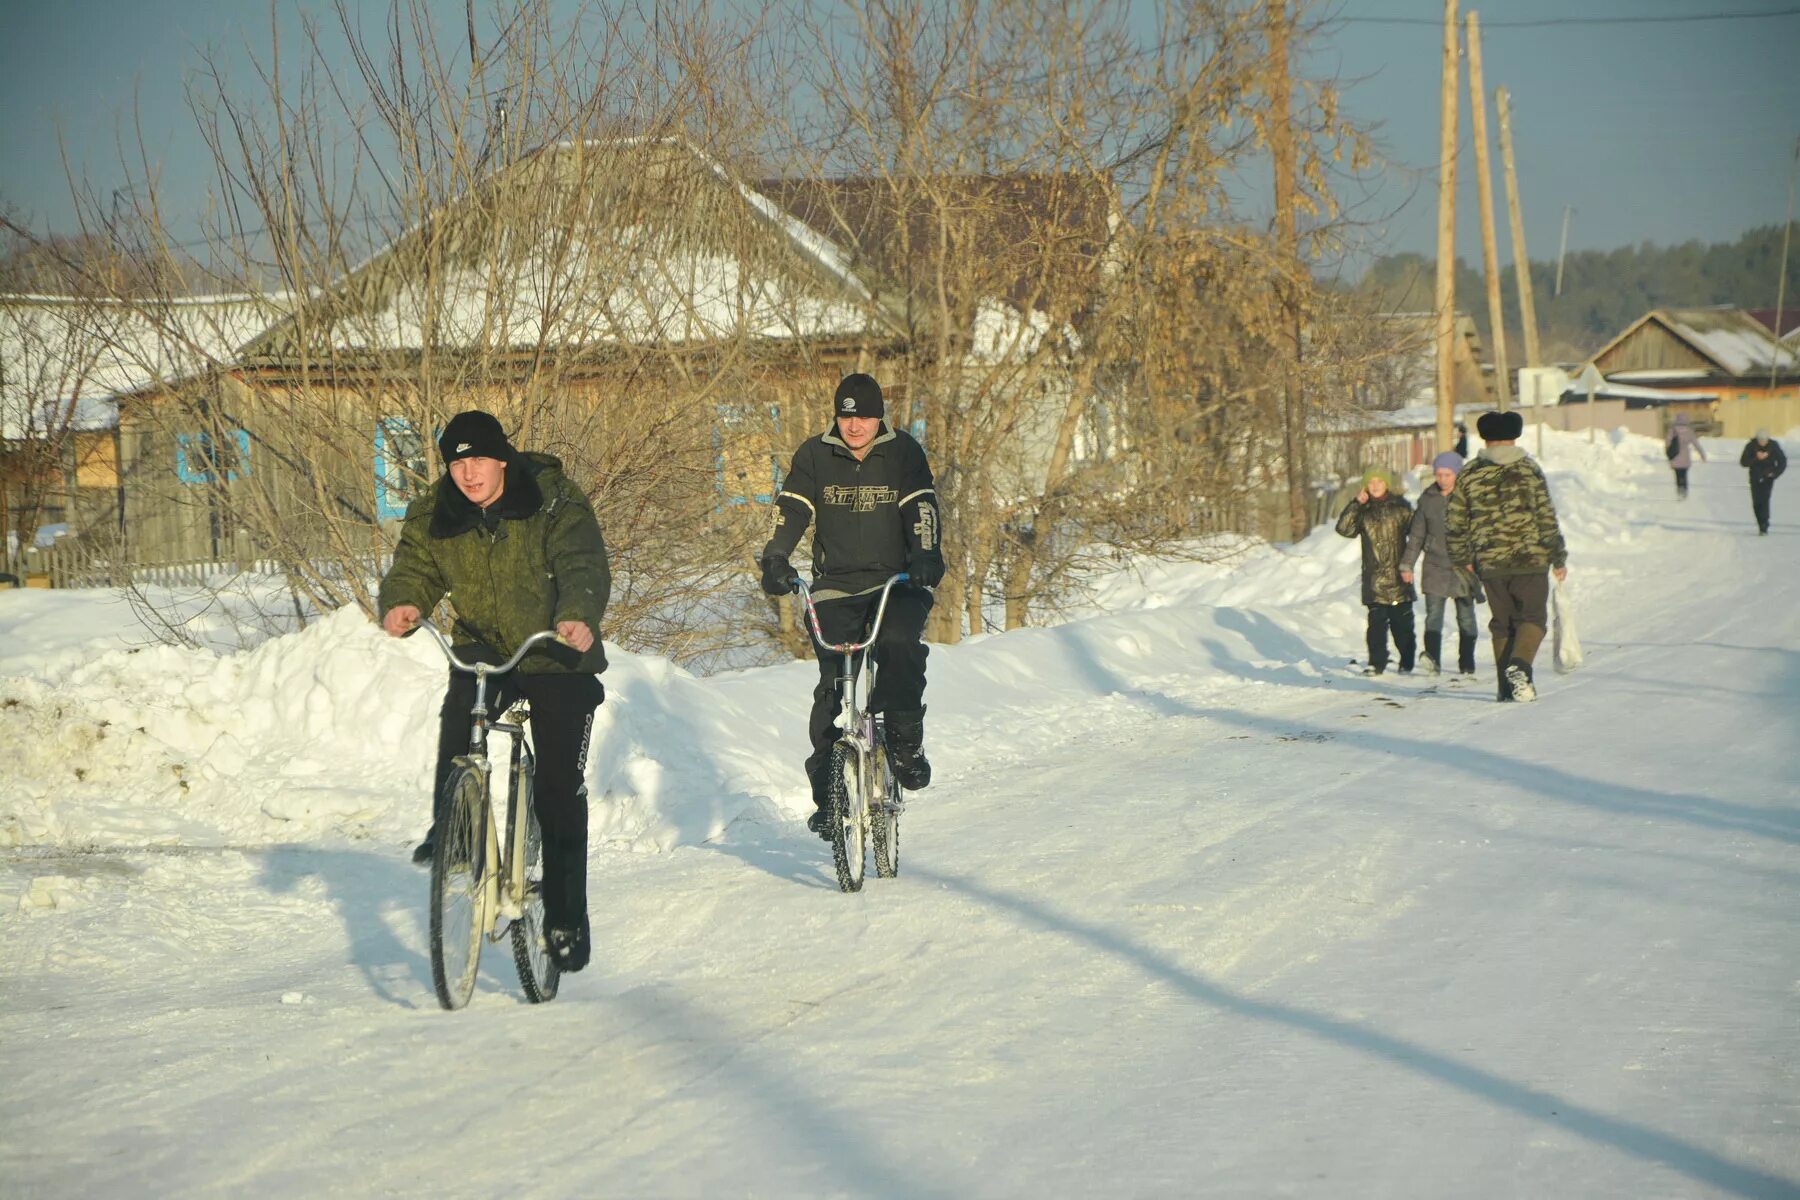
[379,410,610,971]
[1336,466,1417,675]
[1444,410,1568,702]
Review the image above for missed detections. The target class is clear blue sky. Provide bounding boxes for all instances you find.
[2,0,1796,274]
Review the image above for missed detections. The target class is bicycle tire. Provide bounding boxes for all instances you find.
[828,740,866,893]
[508,761,560,1003]
[872,735,902,879]
[430,764,487,1011]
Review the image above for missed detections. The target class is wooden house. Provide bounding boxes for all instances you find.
[1586,307,1800,437]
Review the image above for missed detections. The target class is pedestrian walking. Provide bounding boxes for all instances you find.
[1444,410,1569,703]
[1401,450,1480,676]
[1665,412,1706,499]
[1336,467,1416,676]
[1738,428,1787,535]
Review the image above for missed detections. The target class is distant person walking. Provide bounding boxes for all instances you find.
[1402,451,1480,676]
[1336,467,1416,676]
[1666,412,1706,499]
[1453,421,1469,460]
[1445,411,1569,703]
[1739,428,1787,535]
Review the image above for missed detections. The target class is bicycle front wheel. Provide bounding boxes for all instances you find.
[430,764,487,1011]
[508,764,560,1003]
[828,740,866,893]
[872,739,902,879]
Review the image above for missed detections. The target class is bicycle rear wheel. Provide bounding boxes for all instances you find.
[430,764,487,1011]
[507,763,560,1003]
[828,740,866,893]
[872,736,902,879]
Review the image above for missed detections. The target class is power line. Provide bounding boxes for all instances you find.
[1340,7,1800,29]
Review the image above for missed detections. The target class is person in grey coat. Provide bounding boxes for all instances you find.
[1666,412,1706,499]
[1402,450,1480,676]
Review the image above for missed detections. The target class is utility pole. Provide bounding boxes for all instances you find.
[1465,12,1510,410]
[1434,0,1461,453]
[1771,135,1799,391]
[1266,0,1309,541]
[1555,204,1574,297]
[1496,87,1541,370]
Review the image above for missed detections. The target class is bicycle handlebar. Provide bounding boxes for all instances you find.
[414,619,566,675]
[794,573,909,655]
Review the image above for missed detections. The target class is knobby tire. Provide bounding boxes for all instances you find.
[829,740,866,893]
[507,759,560,1003]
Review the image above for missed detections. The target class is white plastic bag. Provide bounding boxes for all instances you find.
[1552,576,1584,674]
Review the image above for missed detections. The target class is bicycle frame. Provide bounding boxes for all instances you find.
[794,573,909,755]
[416,620,562,936]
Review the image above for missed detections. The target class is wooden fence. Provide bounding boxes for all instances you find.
[3,535,391,591]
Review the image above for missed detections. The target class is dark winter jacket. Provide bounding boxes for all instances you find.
[1740,438,1787,487]
[761,424,939,597]
[1444,445,1567,576]
[1336,492,1416,607]
[378,452,611,674]
[1402,483,1474,599]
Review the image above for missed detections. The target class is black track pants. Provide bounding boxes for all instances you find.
[806,585,933,769]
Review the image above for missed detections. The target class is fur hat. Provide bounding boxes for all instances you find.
[438,410,515,464]
[1476,410,1524,441]
[1432,451,1465,473]
[833,373,885,419]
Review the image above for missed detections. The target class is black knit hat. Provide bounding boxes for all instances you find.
[438,410,515,464]
[833,373,884,419]
[1477,410,1524,442]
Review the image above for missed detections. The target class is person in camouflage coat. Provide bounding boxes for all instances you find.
[1444,410,1568,703]
[378,410,610,971]
[1336,466,1416,675]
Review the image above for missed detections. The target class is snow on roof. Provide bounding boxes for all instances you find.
[1565,378,1719,404]
[1654,307,1799,376]
[1,292,289,438]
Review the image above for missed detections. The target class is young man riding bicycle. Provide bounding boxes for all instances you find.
[758,373,944,840]
[378,410,610,972]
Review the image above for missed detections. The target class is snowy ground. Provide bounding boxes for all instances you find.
[3,429,1796,1198]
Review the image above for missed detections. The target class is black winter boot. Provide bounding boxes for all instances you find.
[805,757,834,841]
[1422,631,1443,675]
[884,708,932,790]
[547,915,591,973]
[1457,633,1478,675]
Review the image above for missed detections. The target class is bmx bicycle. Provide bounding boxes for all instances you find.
[795,573,909,893]
[414,619,565,1010]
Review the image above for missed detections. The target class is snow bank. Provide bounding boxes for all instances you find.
[0,427,1670,855]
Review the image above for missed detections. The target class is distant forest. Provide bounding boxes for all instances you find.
[1354,224,1800,364]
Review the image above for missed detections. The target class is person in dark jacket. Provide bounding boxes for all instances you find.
[378,410,610,972]
[1445,409,1568,703]
[1402,450,1479,676]
[1336,466,1416,675]
[758,373,944,840]
[1739,428,1787,535]
[1667,411,1706,499]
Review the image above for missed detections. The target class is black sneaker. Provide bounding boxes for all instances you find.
[546,918,591,973]
[884,709,932,790]
[1360,664,1385,677]
[1504,662,1536,703]
[410,834,435,867]
[806,807,833,842]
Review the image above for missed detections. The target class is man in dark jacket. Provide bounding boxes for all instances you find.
[1445,409,1568,703]
[378,410,610,972]
[1402,451,1480,676]
[1336,466,1416,676]
[1739,428,1787,535]
[758,373,943,840]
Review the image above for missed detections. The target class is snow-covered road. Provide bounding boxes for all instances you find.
[3,434,1796,1197]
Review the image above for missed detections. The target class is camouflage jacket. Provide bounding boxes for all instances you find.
[1336,492,1416,606]
[378,453,611,674]
[1443,446,1567,576]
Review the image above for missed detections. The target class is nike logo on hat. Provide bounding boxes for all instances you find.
[457,443,471,452]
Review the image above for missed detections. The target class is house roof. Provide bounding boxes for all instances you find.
[1589,306,1799,380]
[242,137,908,363]
[1746,307,1800,339]
[1,291,288,437]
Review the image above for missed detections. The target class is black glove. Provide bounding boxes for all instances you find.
[906,550,945,589]
[759,555,799,596]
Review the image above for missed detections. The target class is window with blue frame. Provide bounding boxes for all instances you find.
[715,402,783,504]
[909,415,926,448]
[375,418,429,519]
[175,429,251,484]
